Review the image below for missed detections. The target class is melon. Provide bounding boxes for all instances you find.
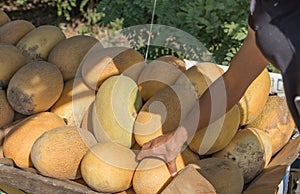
[181,146,200,165]
[51,77,94,126]
[80,101,94,132]
[0,89,14,128]
[16,25,66,60]
[81,47,144,90]
[81,142,138,193]
[48,35,99,81]
[92,75,143,148]
[247,95,295,155]
[30,125,97,180]
[195,157,244,194]
[213,128,272,184]
[0,10,10,26]
[7,61,64,115]
[238,68,271,125]
[0,20,35,45]
[0,44,29,88]
[138,55,185,101]
[3,112,66,168]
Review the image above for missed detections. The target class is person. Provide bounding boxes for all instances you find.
[136,0,300,177]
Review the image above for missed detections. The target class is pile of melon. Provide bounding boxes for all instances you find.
[0,10,296,194]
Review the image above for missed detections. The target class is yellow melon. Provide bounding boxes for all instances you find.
[30,125,97,180]
[0,20,35,45]
[138,55,185,101]
[238,68,271,125]
[195,157,244,194]
[0,89,14,128]
[81,47,144,90]
[48,35,99,81]
[7,61,64,115]
[80,101,94,132]
[248,95,295,155]
[0,10,10,26]
[81,142,138,193]
[213,128,272,184]
[0,44,29,88]
[16,25,66,60]
[3,112,66,168]
[92,75,143,148]
[51,77,94,126]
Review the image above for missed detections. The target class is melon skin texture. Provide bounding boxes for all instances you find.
[81,142,138,193]
[16,25,66,60]
[238,68,271,125]
[247,95,295,155]
[7,61,64,115]
[0,20,35,45]
[93,75,143,148]
[30,125,97,180]
[3,112,66,168]
[48,35,99,81]
[0,11,10,26]
[0,90,14,128]
[0,44,29,88]
[213,128,272,184]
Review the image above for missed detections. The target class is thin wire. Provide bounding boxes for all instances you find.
[145,0,157,62]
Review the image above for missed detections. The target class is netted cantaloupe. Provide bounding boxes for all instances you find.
[48,35,99,81]
[0,20,35,45]
[133,156,186,194]
[81,142,138,193]
[138,55,185,101]
[188,104,240,155]
[213,128,272,184]
[195,158,244,194]
[247,95,295,155]
[51,77,94,126]
[0,90,14,128]
[7,61,64,115]
[16,25,66,60]
[0,44,29,88]
[92,75,143,148]
[81,47,144,90]
[0,11,10,27]
[3,112,66,168]
[238,68,271,125]
[30,126,97,180]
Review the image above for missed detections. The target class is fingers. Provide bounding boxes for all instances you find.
[167,159,178,177]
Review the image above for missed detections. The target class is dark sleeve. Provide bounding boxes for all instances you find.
[248,14,255,31]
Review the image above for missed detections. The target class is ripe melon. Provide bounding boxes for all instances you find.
[48,35,99,81]
[138,55,185,101]
[92,75,143,148]
[81,47,144,90]
[133,156,185,194]
[195,157,244,194]
[3,112,66,168]
[30,125,97,180]
[80,101,94,132]
[213,128,272,184]
[16,25,66,60]
[51,77,94,126]
[181,146,200,165]
[247,95,295,155]
[0,11,10,26]
[0,44,29,88]
[0,20,35,45]
[7,61,64,115]
[81,142,138,193]
[188,104,240,155]
[238,68,270,125]
[0,89,14,128]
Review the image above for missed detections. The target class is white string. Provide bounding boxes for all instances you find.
[145,0,157,62]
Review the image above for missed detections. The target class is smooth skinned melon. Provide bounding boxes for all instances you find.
[3,112,66,168]
[213,127,272,184]
[195,157,244,194]
[16,25,66,60]
[0,20,35,45]
[93,75,143,148]
[80,101,94,132]
[48,35,99,81]
[0,10,10,26]
[238,68,271,125]
[81,142,138,193]
[7,61,64,115]
[30,125,97,180]
[0,44,29,88]
[0,89,14,128]
[247,95,295,155]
